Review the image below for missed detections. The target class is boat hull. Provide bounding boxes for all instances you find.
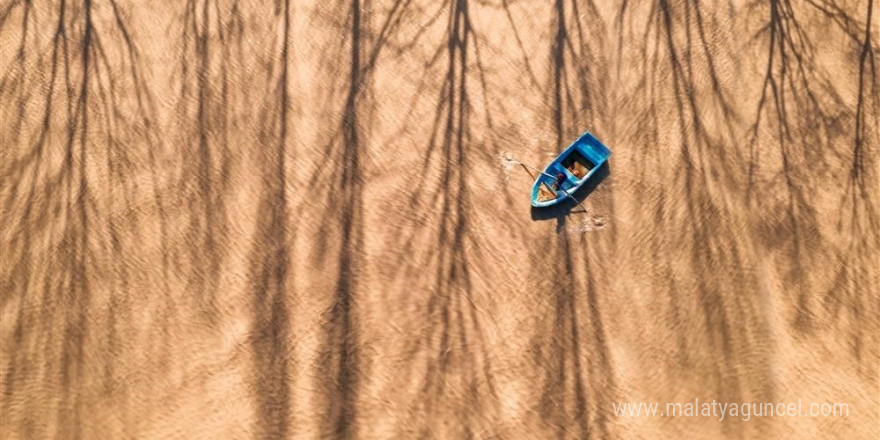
[530,132,612,208]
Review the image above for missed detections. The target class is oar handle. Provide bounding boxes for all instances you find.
[518,161,556,180]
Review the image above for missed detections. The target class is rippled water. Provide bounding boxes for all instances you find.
[1,0,878,439]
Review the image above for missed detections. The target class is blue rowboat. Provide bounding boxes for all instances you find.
[530,132,611,208]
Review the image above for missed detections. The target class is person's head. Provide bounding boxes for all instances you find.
[557,172,565,180]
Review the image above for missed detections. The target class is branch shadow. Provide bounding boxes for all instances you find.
[306,0,439,437]
[528,2,615,437]
[177,0,238,320]
[245,2,294,439]
[317,1,363,433]
[1,0,169,436]
[824,0,880,365]
[614,1,782,420]
[529,231,591,439]
[308,0,397,437]
[385,1,500,437]
[745,0,859,336]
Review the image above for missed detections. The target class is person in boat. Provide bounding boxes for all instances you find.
[556,172,566,190]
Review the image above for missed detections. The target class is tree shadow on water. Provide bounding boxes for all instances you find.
[744,0,871,340]
[525,2,616,437]
[1,0,171,437]
[318,12,363,432]
[823,0,880,365]
[529,233,590,440]
[242,2,295,439]
[384,1,501,437]
[611,1,776,431]
[309,0,417,438]
[176,0,249,321]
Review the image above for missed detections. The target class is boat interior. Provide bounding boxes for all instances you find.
[561,150,595,179]
[536,182,557,202]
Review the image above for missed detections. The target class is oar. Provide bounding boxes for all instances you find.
[505,154,583,208]
[516,160,557,181]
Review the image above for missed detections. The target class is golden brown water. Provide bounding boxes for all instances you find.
[1,0,878,438]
